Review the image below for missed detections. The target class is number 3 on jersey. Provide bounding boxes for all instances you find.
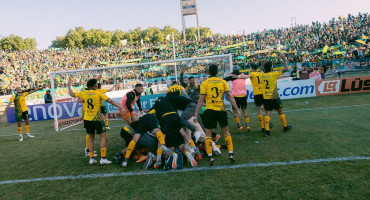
[211,87,219,98]
[87,98,94,110]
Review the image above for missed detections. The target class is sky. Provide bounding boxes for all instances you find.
[1,0,369,49]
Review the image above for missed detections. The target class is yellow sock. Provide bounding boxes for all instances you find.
[224,134,234,153]
[265,116,271,131]
[205,137,213,156]
[157,148,163,158]
[104,119,109,127]
[85,135,89,150]
[258,114,264,129]
[25,125,30,134]
[89,151,94,158]
[234,117,240,124]
[156,131,165,145]
[279,114,287,127]
[101,147,107,158]
[125,141,136,159]
[188,140,195,148]
[244,117,250,123]
[17,127,22,135]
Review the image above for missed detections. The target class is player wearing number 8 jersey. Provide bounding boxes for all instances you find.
[262,54,292,137]
[194,64,240,166]
[68,78,123,165]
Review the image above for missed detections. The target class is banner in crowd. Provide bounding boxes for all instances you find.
[315,76,370,96]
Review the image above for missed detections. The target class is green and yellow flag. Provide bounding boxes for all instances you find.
[322,45,329,54]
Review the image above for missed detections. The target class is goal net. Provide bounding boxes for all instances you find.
[50,54,233,131]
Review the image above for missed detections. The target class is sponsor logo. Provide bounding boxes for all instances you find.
[53,116,83,128]
[317,80,340,94]
[316,76,370,96]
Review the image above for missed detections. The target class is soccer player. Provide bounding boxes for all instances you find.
[97,83,115,129]
[118,113,172,168]
[68,78,123,165]
[167,92,204,143]
[194,64,241,166]
[168,81,188,97]
[234,63,266,132]
[3,86,44,141]
[149,96,199,168]
[262,55,292,137]
[224,65,251,132]
[119,83,144,124]
[180,68,200,102]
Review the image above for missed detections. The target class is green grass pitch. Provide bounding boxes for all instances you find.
[0,93,369,199]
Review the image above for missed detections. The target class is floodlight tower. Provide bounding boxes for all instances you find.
[180,0,200,42]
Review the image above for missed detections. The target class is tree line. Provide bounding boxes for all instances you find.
[50,26,213,49]
[0,26,213,51]
[0,35,37,51]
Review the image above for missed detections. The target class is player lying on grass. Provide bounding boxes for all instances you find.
[167,91,221,157]
[116,113,198,169]
[3,85,45,141]
[115,113,173,168]
[148,95,200,168]
[68,78,123,165]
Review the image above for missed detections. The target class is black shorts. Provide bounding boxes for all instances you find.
[264,98,283,111]
[15,110,29,122]
[254,94,264,107]
[161,114,184,148]
[84,120,106,134]
[135,114,159,135]
[120,128,134,146]
[234,96,247,109]
[202,109,228,129]
[101,106,107,115]
[136,133,158,153]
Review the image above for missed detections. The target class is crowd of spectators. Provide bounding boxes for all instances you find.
[1,13,369,95]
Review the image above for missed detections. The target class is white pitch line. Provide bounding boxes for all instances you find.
[1,103,370,137]
[0,156,368,185]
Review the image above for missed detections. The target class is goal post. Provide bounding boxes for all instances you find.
[50,54,233,131]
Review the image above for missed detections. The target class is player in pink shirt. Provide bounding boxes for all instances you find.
[224,65,251,132]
